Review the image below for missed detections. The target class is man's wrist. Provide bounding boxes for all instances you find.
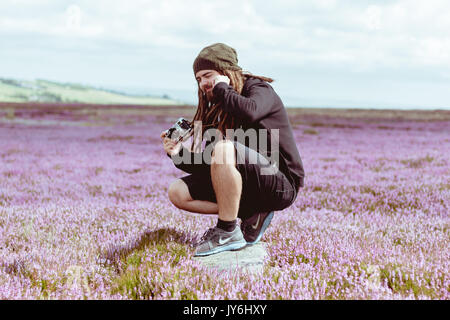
[213,81,229,92]
[212,82,229,102]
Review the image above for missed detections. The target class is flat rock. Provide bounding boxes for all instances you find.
[193,242,267,274]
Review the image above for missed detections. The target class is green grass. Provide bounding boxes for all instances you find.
[400,155,434,168]
[109,228,199,299]
[303,129,319,135]
[0,78,182,105]
[378,264,439,298]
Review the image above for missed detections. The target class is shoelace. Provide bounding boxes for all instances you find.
[191,228,219,248]
[196,227,218,244]
[201,228,215,240]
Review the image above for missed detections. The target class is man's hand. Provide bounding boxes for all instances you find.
[213,75,230,87]
[160,131,182,156]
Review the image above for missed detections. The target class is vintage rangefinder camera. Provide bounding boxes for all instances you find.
[164,118,193,143]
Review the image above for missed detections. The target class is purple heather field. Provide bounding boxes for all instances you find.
[0,104,449,299]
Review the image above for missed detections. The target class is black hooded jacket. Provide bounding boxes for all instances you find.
[169,77,305,192]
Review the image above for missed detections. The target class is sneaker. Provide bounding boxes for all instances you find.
[193,226,247,257]
[241,211,274,245]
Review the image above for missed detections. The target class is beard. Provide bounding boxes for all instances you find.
[202,84,215,103]
[205,89,214,102]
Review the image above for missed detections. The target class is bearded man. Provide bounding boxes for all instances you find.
[161,43,304,256]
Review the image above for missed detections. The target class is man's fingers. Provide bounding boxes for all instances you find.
[164,138,178,149]
[214,75,230,86]
[163,137,174,146]
[160,130,167,139]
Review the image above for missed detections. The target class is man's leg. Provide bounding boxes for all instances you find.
[190,140,246,256]
[167,140,247,256]
[167,140,242,219]
[168,179,218,214]
[210,140,242,222]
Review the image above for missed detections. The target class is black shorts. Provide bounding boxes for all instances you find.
[180,141,297,220]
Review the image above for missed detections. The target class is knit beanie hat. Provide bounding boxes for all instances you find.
[193,43,242,75]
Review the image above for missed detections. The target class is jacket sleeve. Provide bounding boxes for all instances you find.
[212,81,275,123]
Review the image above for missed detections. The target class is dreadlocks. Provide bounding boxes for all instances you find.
[190,70,274,151]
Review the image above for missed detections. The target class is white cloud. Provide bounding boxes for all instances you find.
[1,0,449,69]
[364,5,382,31]
[314,0,337,10]
[1,0,450,108]
[65,4,81,30]
[0,1,104,37]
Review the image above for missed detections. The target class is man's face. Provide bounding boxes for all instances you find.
[195,69,221,102]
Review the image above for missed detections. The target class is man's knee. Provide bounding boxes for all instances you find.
[211,140,236,165]
[168,179,191,208]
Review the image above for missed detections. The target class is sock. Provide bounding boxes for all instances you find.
[217,218,237,232]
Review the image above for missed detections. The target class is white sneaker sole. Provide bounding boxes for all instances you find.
[194,240,247,257]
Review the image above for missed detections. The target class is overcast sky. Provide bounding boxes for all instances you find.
[1,0,449,109]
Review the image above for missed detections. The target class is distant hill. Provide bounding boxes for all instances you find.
[0,78,183,105]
